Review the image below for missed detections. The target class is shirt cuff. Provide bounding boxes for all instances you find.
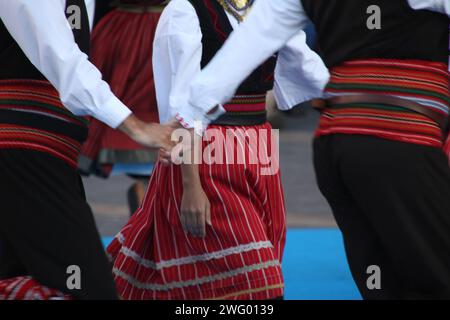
[176,104,226,136]
[92,95,133,129]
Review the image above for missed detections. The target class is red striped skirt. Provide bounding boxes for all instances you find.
[0,277,71,300]
[107,122,286,300]
[79,9,162,176]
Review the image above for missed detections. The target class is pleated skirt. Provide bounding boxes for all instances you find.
[79,9,161,176]
[107,123,287,299]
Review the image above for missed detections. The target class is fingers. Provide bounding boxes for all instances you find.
[180,209,188,234]
[159,127,175,151]
[146,123,175,151]
[181,208,194,236]
[196,206,206,237]
[166,118,183,129]
[181,207,208,238]
[186,210,196,236]
[159,158,171,166]
[206,202,212,226]
[158,149,172,166]
[159,141,173,152]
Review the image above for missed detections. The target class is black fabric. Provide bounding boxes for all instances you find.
[94,0,116,26]
[301,0,449,68]
[0,24,46,80]
[187,0,276,95]
[313,134,450,299]
[0,109,88,143]
[210,111,267,126]
[0,149,118,300]
[0,0,90,144]
[0,0,91,80]
[66,0,91,56]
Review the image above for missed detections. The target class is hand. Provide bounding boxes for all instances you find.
[159,123,201,165]
[158,149,172,166]
[119,114,174,151]
[158,117,185,165]
[180,181,211,238]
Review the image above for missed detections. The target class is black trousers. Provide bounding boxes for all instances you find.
[0,149,118,300]
[313,134,450,300]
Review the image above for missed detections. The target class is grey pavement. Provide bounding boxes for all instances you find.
[83,107,336,237]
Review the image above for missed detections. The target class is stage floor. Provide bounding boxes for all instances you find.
[103,228,362,300]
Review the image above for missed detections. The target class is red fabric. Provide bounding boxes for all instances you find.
[317,59,449,148]
[0,277,72,300]
[107,123,286,300]
[0,80,85,168]
[80,9,161,166]
[204,0,227,41]
[223,94,267,113]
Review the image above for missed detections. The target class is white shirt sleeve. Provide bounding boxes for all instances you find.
[408,0,450,15]
[152,0,208,125]
[182,0,310,129]
[85,0,96,31]
[274,30,329,110]
[0,0,132,128]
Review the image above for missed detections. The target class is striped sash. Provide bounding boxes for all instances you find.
[0,80,88,168]
[445,25,450,162]
[211,93,267,126]
[317,59,450,148]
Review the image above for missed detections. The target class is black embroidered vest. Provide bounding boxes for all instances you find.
[187,0,276,95]
[301,0,449,68]
[0,0,91,158]
[0,0,91,80]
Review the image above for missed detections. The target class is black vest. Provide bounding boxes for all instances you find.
[301,0,449,68]
[188,0,276,95]
[0,0,91,80]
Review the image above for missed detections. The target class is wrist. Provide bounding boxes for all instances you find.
[118,114,144,139]
[182,169,202,188]
[182,176,202,188]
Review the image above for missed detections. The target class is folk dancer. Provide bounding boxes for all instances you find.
[78,0,170,214]
[161,0,450,299]
[0,0,172,300]
[107,0,329,300]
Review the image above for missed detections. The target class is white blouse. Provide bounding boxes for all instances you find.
[0,0,132,128]
[152,0,330,126]
[172,0,449,130]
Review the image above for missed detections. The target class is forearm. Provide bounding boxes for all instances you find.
[274,31,329,110]
[118,114,145,140]
[179,135,210,237]
[181,164,202,188]
[186,0,309,117]
[180,129,202,187]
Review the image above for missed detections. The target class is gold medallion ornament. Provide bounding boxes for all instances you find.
[217,0,254,23]
[233,0,249,9]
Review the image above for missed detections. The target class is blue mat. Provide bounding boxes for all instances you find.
[282,229,361,300]
[102,228,362,300]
